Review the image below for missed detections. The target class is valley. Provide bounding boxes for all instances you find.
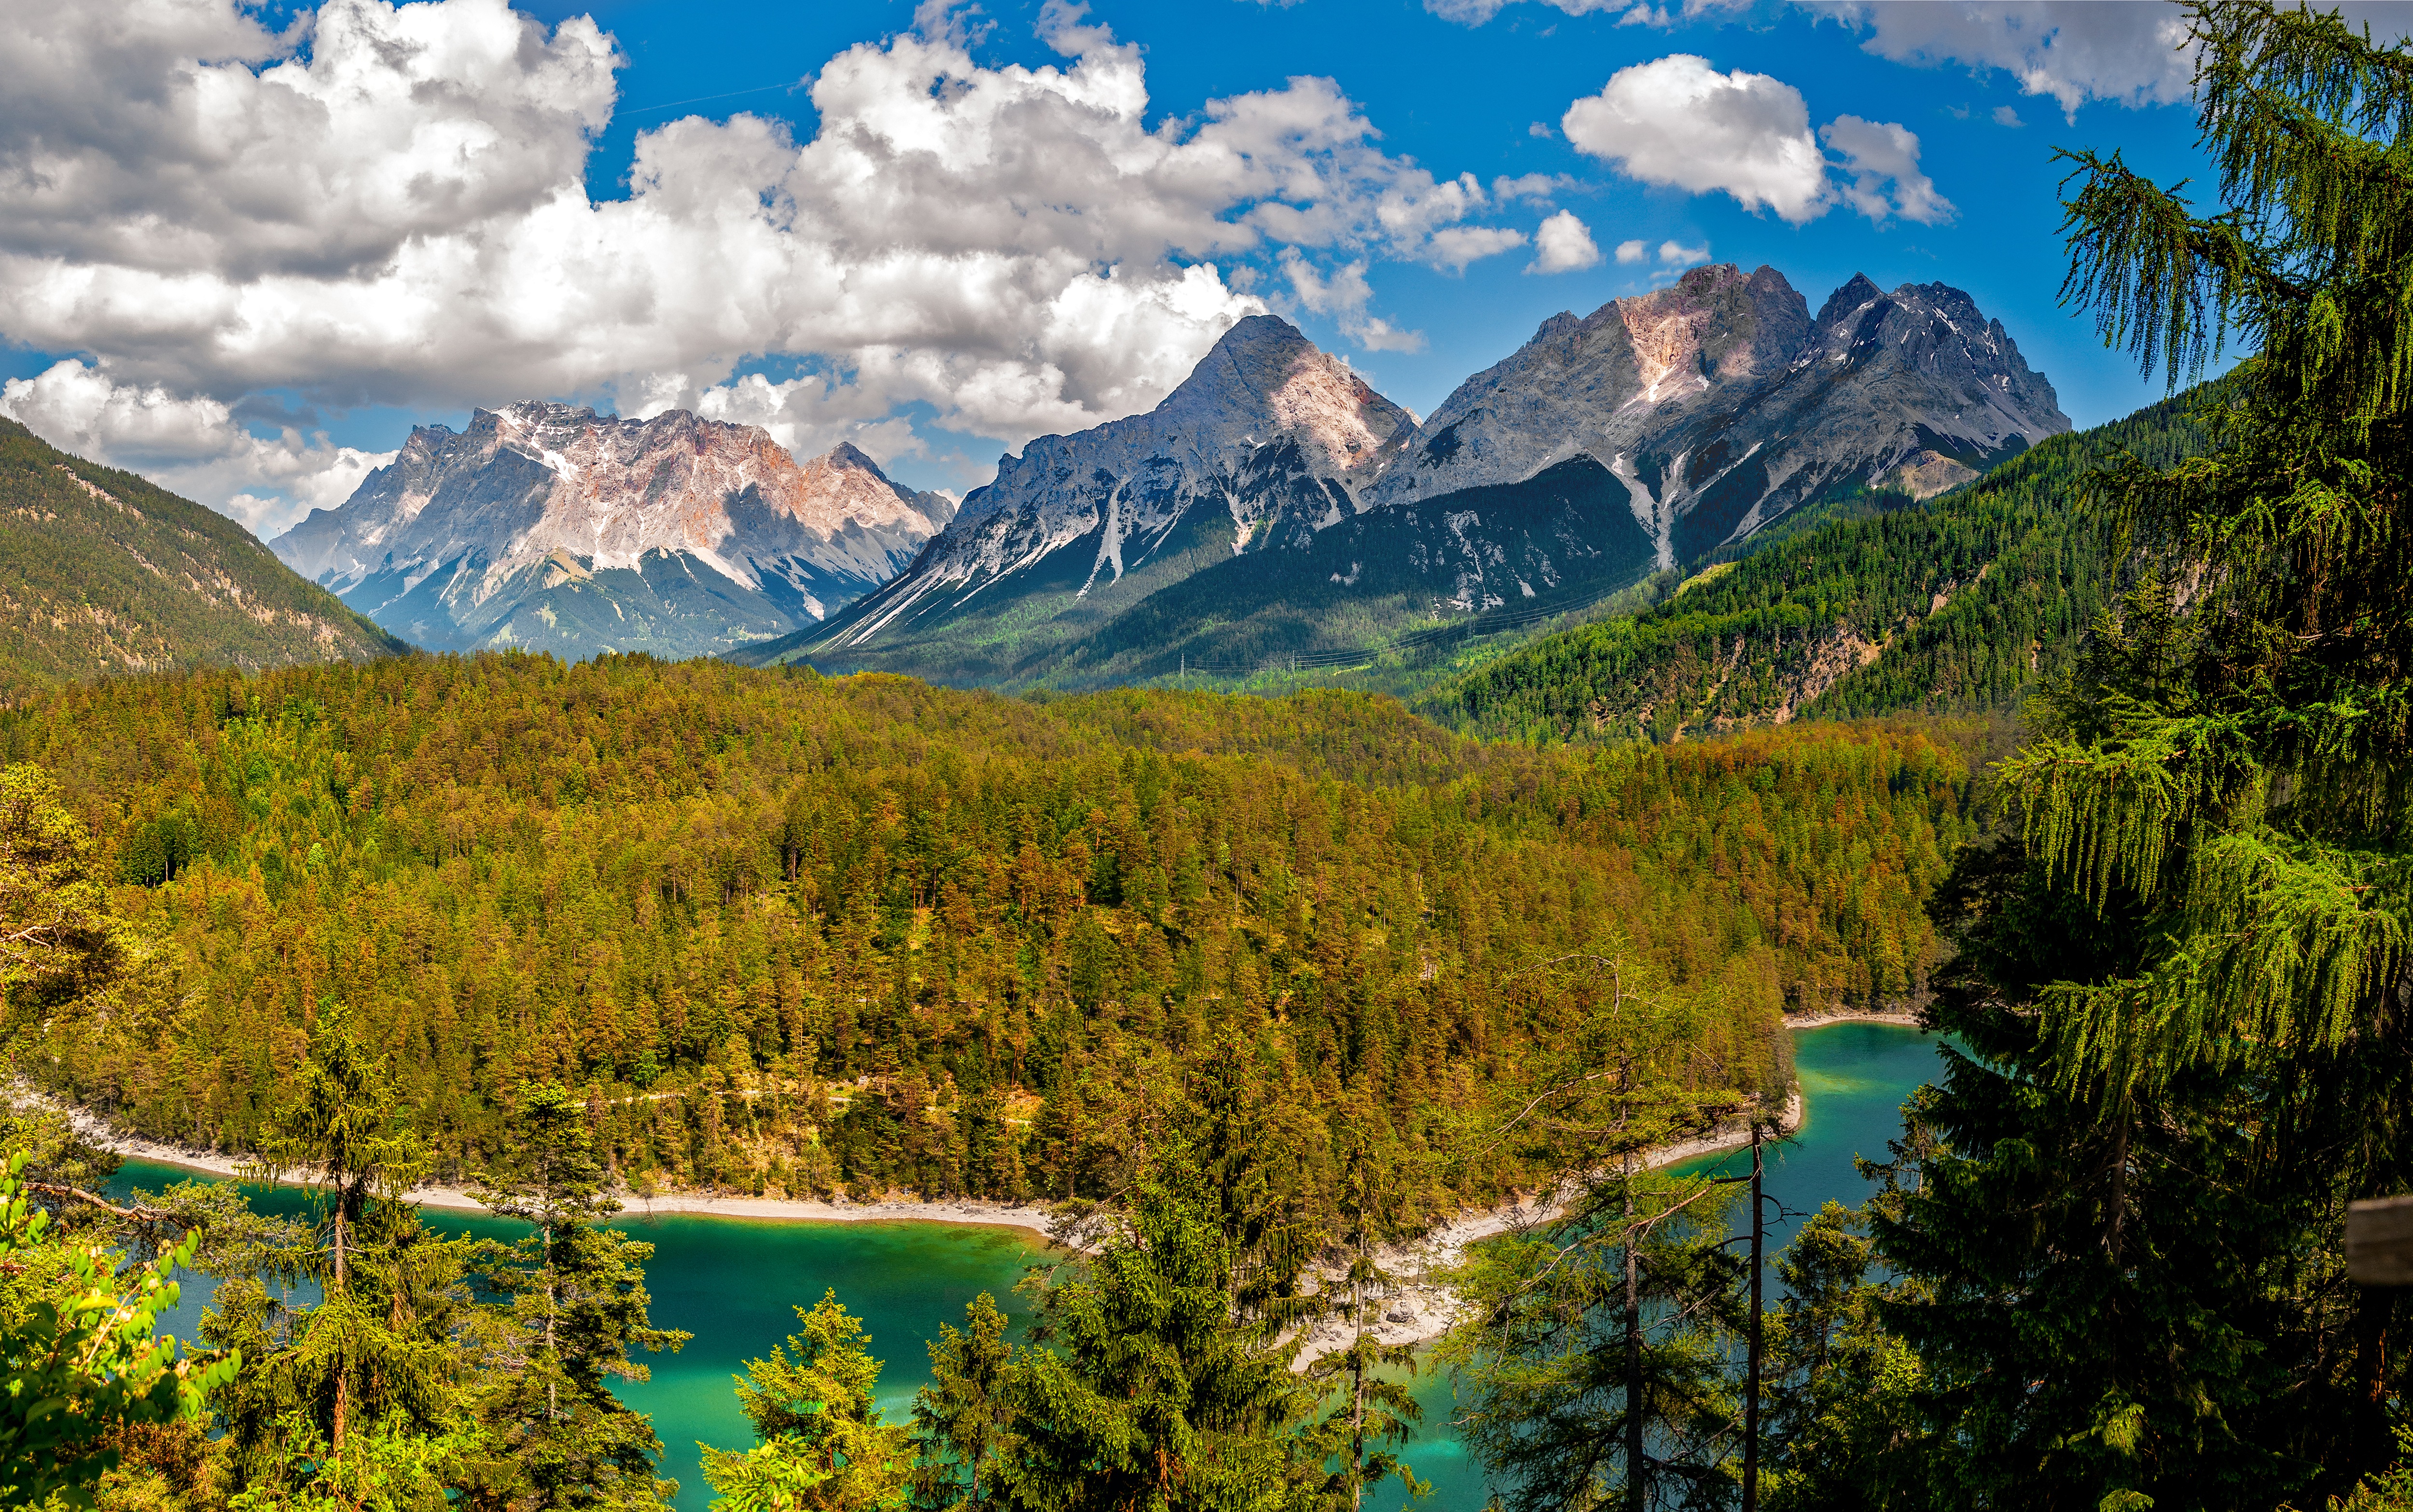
[103,1018,1949,1512]
[4,7,2409,1503]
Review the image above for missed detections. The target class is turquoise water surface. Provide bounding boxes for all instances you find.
[107,1020,1944,1511]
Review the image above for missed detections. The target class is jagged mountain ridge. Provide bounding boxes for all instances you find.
[746,264,2065,685]
[1377,264,2070,567]
[796,314,1415,665]
[0,417,402,700]
[272,402,953,658]
[1414,381,2222,745]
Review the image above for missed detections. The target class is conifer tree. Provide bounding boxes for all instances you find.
[474,1079,689,1510]
[1300,1097,1428,1512]
[220,1006,468,1486]
[992,1137,1309,1512]
[907,1292,1017,1512]
[1877,1,2413,1503]
[701,1291,911,1512]
[1442,952,1763,1512]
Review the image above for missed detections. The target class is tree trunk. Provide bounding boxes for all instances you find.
[545,1211,559,1422]
[1743,1122,1764,1512]
[1351,1222,1369,1512]
[331,1192,349,1453]
[1624,1149,1644,1512]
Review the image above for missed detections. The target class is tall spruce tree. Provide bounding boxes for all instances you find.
[908,1292,1018,1512]
[474,1079,689,1510]
[992,1135,1310,1512]
[1441,953,1766,1512]
[701,1290,912,1512]
[1299,1095,1428,1512]
[1874,1,2413,1505]
[219,1005,477,1493]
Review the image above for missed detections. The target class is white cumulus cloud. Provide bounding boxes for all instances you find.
[1442,0,2413,121]
[1817,1,2193,120]
[1562,55,1833,224]
[1615,238,1650,264]
[1561,54,1948,228]
[1280,250,1427,353]
[0,0,1522,526]
[1528,211,1603,273]
[1820,114,1953,225]
[1658,239,1710,265]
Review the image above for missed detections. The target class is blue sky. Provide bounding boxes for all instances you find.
[3,0,2403,529]
[545,0,2217,430]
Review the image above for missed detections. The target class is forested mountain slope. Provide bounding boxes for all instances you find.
[1415,382,2223,743]
[4,657,1972,1207]
[0,418,402,699]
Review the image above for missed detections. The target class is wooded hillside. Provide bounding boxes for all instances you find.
[0,419,403,700]
[2,657,1974,1211]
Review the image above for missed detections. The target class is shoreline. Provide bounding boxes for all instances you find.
[38,1012,1933,1361]
[1293,1082,1812,1365]
[99,1135,1060,1237]
[1783,1008,1922,1030]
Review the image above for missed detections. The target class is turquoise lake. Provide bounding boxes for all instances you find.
[106,1019,1947,1510]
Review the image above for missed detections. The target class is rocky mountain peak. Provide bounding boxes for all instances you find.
[270,402,952,659]
[798,316,1418,658]
[1612,263,1812,402]
[1817,273,1885,326]
[1145,314,1412,482]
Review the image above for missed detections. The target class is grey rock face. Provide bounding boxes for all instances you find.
[1377,264,2068,567]
[770,267,2065,681]
[815,314,1413,651]
[272,402,951,658]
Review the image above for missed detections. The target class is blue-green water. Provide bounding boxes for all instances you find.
[1376,1020,1949,1512]
[106,1020,1944,1511]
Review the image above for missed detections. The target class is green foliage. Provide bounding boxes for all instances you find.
[1297,1093,1428,1512]
[1440,954,1761,1512]
[2320,1431,2413,1512]
[907,1293,1017,1512]
[210,1012,478,1488]
[0,418,400,703]
[992,1138,1308,1512]
[224,1410,480,1512]
[1417,390,2219,745]
[474,1079,689,1510]
[702,1292,911,1512]
[0,1151,236,1510]
[1756,1202,1924,1512]
[1446,1165,1745,1512]
[1867,6,2413,1504]
[1,660,1970,1222]
[0,763,125,1029]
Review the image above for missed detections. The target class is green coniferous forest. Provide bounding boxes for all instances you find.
[4,3,2411,1509]
[0,420,403,701]
[1,658,1969,1208]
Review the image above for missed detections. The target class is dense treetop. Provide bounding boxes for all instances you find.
[2,656,1972,1216]
[0,419,400,703]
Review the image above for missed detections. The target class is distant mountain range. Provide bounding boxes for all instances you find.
[0,258,2064,680]
[0,417,400,701]
[1413,381,2219,745]
[735,263,2068,684]
[272,403,953,659]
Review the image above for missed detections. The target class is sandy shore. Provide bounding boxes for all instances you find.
[1784,1009,1922,1030]
[29,1090,1059,1236]
[32,1008,1926,1365]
